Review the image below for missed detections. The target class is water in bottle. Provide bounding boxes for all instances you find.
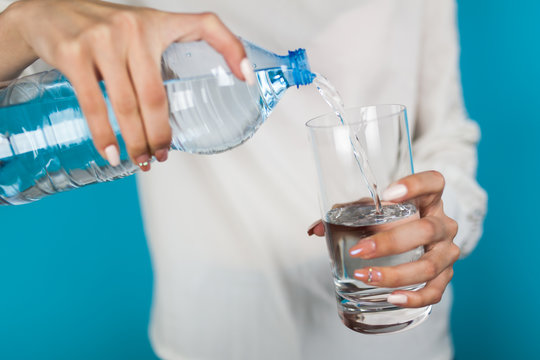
[0,40,314,205]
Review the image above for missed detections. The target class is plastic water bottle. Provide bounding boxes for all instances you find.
[0,40,315,205]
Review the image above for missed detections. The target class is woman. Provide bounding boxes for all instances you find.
[0,0,486,359]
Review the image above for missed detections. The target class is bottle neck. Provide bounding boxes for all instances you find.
[286,48,315,87]
[241,39,314,88]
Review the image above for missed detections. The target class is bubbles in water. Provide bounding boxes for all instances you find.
[326,203,416,226]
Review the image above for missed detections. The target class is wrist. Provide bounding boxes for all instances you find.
[0,1,39,80]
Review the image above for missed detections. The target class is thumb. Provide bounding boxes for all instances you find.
[380,171,445,215]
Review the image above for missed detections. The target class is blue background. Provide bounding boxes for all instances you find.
[1,1,538,359]
[452,0,540,359]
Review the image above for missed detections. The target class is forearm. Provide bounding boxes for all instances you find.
[0,1,38,81]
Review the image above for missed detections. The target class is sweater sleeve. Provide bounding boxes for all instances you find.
[413,0,487,257]
[0,0,12,12]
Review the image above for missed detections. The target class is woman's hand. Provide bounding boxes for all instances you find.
[0,0,253,169]
[308,171,460,308]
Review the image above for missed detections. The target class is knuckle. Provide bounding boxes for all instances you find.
[79,93,107,119]
[199,12,221,33]
[447,268,455,281]
[55,41,85,63]
[448,218,459,238]
[386,269,403,287]
[112,10,143,33]
[200,11,219,23]
[113,95,138,118]
[141,84,167,109]
[431,292,443,304]
[450,244,461,262]
[419,218,437,239]
[423,260,438,279]
[79,94,100,112]
[86,24,113,43]
[429,170,446,189]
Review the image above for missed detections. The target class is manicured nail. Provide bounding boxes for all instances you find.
[307,220,321,236]
[155,148,169,162]
[387,294,408,305]
[349,239,376,258]
[104,145,120,167]
[382,184,407,201]
[135,154,151,172]
[240,58,256,86]
[354,267,382,283]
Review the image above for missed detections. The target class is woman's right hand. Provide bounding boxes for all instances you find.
[0,0,254,169]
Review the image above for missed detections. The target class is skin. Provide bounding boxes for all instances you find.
[0,0,247,170]
[308,170,461,308]
[0,0,459,309]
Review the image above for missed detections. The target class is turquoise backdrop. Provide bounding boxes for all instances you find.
[451,0,540,359]
[0,0,538,359]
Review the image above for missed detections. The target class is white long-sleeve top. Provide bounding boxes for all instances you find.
[2,0,487,359]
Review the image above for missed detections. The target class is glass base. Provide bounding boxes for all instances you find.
[337,295,432,334]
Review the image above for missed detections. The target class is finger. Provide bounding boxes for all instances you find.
[94,50,152,171]
[307,220,325,236]
[128,41,171,162]
[349,216,448,259]
[386,267,454,308]
[381,171,445,212]
[352,242,460,288]
[63,58,119,167]
[160,12,248,82]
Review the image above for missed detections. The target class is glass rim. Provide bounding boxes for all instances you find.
[305,104,407,129]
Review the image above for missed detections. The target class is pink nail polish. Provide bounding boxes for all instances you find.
[155,148,169,162]
[135,155,151,172]
[307,220,321,236]
[349,239,376,258]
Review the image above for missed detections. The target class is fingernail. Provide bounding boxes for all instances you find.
[135,154,151,172]
[104,145,120,167]
[382,184,407,201]
[387,294,408,305]
[240,58,256,86]
[307,220,321,236]
[349,239,376,258]
[354,267,382,283]
[155,148,169,162]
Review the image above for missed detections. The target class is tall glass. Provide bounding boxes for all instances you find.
[306,104,431,334]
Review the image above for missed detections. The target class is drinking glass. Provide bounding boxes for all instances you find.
[306,104,431,334]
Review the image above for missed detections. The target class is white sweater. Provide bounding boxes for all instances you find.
[2,0,487,359]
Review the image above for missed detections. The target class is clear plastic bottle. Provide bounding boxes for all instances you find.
[0,40,315,205]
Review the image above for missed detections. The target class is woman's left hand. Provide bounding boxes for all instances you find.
[308,170,460,307]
